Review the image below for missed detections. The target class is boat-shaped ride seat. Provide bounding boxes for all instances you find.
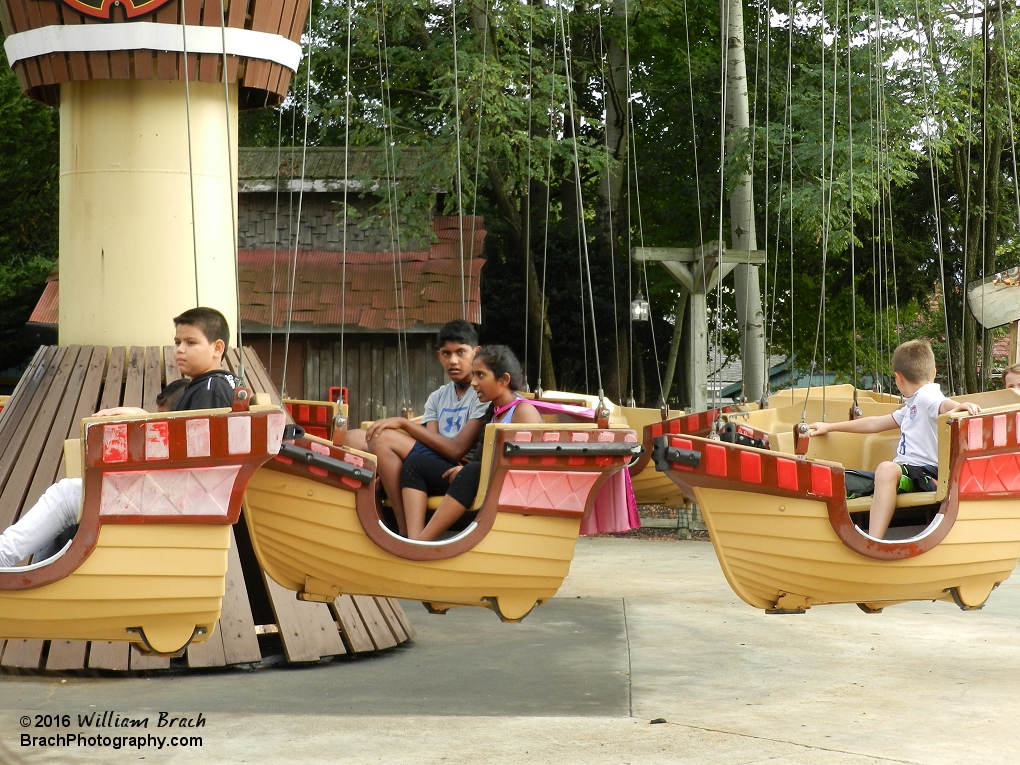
[243,420,639,621]
[651,392,1020,612]
[0,398,287,655]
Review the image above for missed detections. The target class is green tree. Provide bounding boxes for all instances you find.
[0,43,59,371]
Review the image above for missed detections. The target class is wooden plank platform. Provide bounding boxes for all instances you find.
[0,345,414,672]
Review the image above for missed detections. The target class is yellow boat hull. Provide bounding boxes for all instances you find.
[693,486,1020,610]
[244,469,579,620]
[0,524,229,653]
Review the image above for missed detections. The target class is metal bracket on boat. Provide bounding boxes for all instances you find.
[503,441,642,460]
[231,386,252,412]
[651,435,701,472]
[278,442,375,483]
[944,584,997,612]
[765,592,810,614]
[126,625,207,657]
[793,423,811,458]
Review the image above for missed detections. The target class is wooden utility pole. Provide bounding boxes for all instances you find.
[724,0,766,402]
[633,243,765,409]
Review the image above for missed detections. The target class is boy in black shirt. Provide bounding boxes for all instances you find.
[0,307,238,567]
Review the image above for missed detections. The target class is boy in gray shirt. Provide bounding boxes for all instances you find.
[345,320,488,536]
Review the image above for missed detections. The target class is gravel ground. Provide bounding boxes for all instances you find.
[594,504,711,542]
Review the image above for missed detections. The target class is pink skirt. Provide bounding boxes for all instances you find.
[579,468,640,535]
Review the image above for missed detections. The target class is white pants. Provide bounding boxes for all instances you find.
[0,478,82,567]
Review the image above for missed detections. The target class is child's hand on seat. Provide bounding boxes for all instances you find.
[807,421,831,436]
[442,465,463,483]
[946,401,980,415]
[93,406,148,418]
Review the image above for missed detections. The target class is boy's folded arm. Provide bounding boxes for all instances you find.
[401,417,485,460]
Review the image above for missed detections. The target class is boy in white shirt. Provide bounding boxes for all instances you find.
[809,340,979,539]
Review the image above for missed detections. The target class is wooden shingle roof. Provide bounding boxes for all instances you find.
[29,216,486,333]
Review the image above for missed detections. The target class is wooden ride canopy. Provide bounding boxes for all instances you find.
[0,0,305,108]
[242,387,640,622]
[650,385,1020,613]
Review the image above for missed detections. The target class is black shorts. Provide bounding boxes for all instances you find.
[401,453,482,508]
[899,463,938,493]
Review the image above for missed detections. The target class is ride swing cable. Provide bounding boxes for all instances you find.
[468,2,490,362]
[536,15,559,397]
[781,0,796,404]
[560,10,590,395]
[377,0,411,411]
[557,2,608,405]
[622,0,635,406]
[915,0,955,393]
[622,2,665,408]
[217,0,244,382]
[451,0,468,319]
[269,108,283,376]
[339,0,353,400]
[960,0,978,394]
[767,0,794,400]
[801,0,842,424]
[281,0,315,399]
[523,10,535,390]
[180,2,200,308]
[757,0,773,402]
[980,6,989,391]
[741,0,765,405]
[596,5,624,401]
[683,0,706,376]
[847,0,859,407]
[711,0,730,424]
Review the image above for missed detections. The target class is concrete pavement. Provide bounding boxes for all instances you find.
[1,537,1018,764]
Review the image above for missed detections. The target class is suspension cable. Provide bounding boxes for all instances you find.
[280,0,314,399]
[217,0,243,381]
[180,2,200,308]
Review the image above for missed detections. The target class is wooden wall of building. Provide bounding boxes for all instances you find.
[246,335,306,401]
[304,333,446,426]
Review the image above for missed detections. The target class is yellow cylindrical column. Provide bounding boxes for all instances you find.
[59,79,239,347]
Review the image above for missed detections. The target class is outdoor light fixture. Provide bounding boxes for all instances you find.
[630,291,650,322]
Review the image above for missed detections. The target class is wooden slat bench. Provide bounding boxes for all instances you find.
[0,345,412,672]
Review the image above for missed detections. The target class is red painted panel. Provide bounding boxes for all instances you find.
[315,406,328,424]
[103,424,128,464]
[705,444,727,477]
[993,415,1007,447]
[776,458,798,491]
[739,451,762,484]
[959,453,1020,496]
[685,415,699,432]
[651,422,664,437]
[810,464,833,497]
[967,418,984,451]
[298,404,310,422]
[144,421,170,461]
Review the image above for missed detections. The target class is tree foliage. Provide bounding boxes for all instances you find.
[0,43,59,371]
